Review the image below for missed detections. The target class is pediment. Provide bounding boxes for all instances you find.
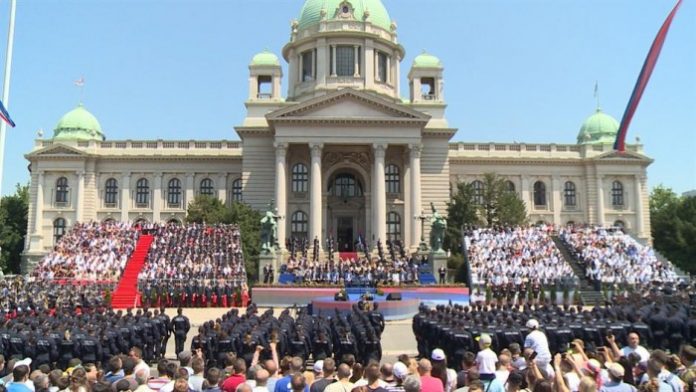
[26,143,88,158]
[593,149,652,163]
[266,88,430,124]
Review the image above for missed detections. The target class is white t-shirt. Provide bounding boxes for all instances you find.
[476,348,498,375]
[620,345,650,363]
[524,330,551,363]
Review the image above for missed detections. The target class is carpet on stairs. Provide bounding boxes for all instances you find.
[111,234,154,308]
[339,252,359,261]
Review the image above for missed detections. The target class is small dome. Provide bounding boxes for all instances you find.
[298,0,392,31]
[53,104,105,141]
[250,50,280,67]
[577,108,620,144]
[412,52,443,69]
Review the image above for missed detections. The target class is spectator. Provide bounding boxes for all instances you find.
[418,359,444,392]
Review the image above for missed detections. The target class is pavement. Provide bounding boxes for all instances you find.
[158,307,417,363]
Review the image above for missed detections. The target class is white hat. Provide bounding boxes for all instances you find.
[13,358,31,370]
[313,360,324,373]
[476,333,492,345]
[607,363,625,378]
[431,348,446,361]
[393,362,409,380]
[526,319,539,329]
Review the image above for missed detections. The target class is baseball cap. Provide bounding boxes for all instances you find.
[526,319,539,329]
[313,360,324,373]
[393,362,409,380]
[178,350,192,362]
[607,363,625,378]
[13,358,32,369]
[476,333,492,345]
[431,348,446,361]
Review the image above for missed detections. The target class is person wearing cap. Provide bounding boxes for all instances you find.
[475,335,497,382]
[431,349,456,392]
[309,359,335,392]
[523,320,551,370]
[600,363,636,392]
[387,362,409,392]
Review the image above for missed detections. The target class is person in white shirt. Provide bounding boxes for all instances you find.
[524,320,551,370]
[475,334,498,381]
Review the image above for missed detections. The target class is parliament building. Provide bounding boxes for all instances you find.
[22,0,653,271]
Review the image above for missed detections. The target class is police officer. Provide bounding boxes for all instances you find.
[171,307,191,356]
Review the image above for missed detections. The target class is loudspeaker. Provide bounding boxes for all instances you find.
[386,292,402,301]
[334,293,347,301]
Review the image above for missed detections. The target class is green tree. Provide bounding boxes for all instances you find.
[185,195,227,224]
[497,191,528,226]
[445,181,478,254]
[650,186,696,274]
[0,184,29,273]
[479,173,527,226]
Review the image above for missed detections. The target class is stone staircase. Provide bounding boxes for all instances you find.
[551,236,605,306]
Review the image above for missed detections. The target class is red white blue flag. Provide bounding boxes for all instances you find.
[614,0,683,152]
[0,99,14,127]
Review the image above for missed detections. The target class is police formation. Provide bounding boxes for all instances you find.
[189,303,386,368]
[413,289,696,370]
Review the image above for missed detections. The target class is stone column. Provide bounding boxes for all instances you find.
[217,174,228,204]
[309,143,323,250]
[275,143,288,251]
[409,144,422,247]
[34,171,44,234]
[403,156,411,249]
[331,46,337,76]
[121,173,131,221]
[373,144,387,246]
[353,45,360,77]
[634,174,645,237]
[521,176,531,214]
[185,174,195,209]
[76,171,85,222]
[394,54,401,97]
[596,176,605,226]
[552,176,562,225]
[153,173,162,223]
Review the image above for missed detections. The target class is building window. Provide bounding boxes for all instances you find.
[330,174,363,197]
[506,180,516,193]
[55,177,69,204]
[136,178,150,207]
[104,178,118,207]
[612,181,624,207]
[534,181,546,207]
[387,212,401,241]
[53,218,66,244]
[168,178,182,207]
[614,220,625,230]
[385,164,400,194]
[564,181,577,207]
[335,45,358,76]
[472,180,484,205]
[292,164,308,193]
[301,50,314,82]
[200,178,214,196]
[232,178,242,202]
[376,51,389,82]
[291,211,308,239]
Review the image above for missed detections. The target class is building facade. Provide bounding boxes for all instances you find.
[22,0,652,271]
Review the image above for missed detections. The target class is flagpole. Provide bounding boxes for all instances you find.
[0,0,16,196]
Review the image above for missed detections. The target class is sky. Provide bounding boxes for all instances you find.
[0,0,694,196]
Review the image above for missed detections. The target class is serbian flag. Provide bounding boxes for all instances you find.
[614,0,683,152]
[0,99,14,127]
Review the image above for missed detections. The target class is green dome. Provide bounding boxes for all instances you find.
[298,0,392,31]
[413,52,443,69]
[53,104,105,141]
[577,108,619,144]
[250,50,280,67]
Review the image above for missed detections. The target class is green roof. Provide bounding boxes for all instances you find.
[250,50,280,67]
[53,104,105,141]
[413,52,443,69]
[298,0,392,31]
[577,108,619,144]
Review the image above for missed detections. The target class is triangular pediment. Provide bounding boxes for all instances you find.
[26,143,89,158]
[266,88,430,124]
[593,149,652,163]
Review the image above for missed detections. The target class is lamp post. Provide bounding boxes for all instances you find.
[415,210,429,251]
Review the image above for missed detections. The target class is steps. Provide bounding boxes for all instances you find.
[551,236,606,305]
[111,234,154,308]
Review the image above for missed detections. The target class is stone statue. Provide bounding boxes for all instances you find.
[429,202,447,253]
[260,201,280,253]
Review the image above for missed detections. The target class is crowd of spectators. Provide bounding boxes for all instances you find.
[466,225,577,290]
[138,223,246,284]
[30,222,139,282]
[560,226,682,286]
[281,255,425,286]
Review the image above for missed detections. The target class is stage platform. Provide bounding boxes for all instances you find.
[252,286,469,320]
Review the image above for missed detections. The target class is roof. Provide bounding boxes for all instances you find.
[53,104,105,141]
[413,52,443,69]
[250,50,280,67]
[577,108,620,144]
[298,0,392,31]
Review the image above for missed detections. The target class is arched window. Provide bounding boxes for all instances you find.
[55,177,69,204]
[533,181,546,207]
[136,178,150,207]
[291,211,308,239]
[231,178,242,202]
[612,181,624,207]
[330,174,363,197]
[471,180,484,205]
[385,164,400,194]
[199,178,214,196]
[506,180,516,193]
[53,218,66,244]
[168,178,181,207]
[292,164,308,193]
[387,212,401,241]
[104,178,118,206]
[566,221,575,226]
[614,220,625,230]
[564,181,577,207]
[167,218,181,226]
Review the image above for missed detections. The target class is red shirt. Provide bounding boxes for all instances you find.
[221,374,246,392]
[420,375,445,392]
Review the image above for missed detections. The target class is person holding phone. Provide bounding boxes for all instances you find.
[523,320,551,372]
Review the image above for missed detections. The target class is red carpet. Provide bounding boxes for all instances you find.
[111,234,154,309]
[339,252,358,261]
